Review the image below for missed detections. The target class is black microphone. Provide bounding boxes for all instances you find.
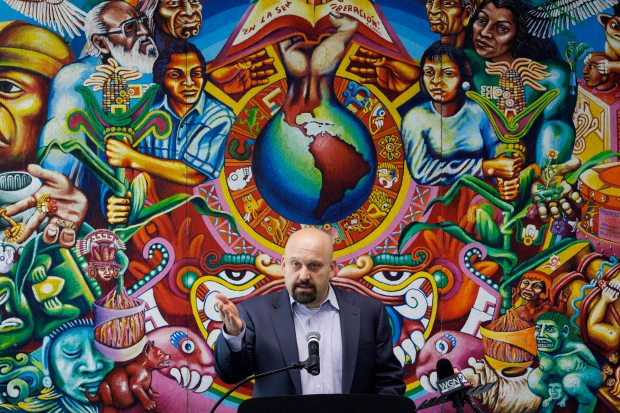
[305,331,320,376]
[435,358,482,413]
[209,361,306,413]
[210,332,323,413]
[417,358,495,411]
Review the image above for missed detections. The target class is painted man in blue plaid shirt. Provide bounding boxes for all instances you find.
[106,41,234,186]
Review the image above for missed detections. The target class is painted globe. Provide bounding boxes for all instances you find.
[252,102,376,224]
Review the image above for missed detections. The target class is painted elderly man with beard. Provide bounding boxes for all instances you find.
[38,0,158,225]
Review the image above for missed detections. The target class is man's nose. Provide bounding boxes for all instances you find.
[428,0,442,14]
[77,347,105,373]
[182,0,193,14]
[137,19,149,36]
[479,23,492,38]
[299,268,311,280]
[184,72,195,85]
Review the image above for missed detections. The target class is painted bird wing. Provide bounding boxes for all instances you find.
[2,0,86,38]
[526,0,618,38]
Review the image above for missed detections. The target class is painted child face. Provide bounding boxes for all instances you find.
[423,55,462,104]
[163,52,205,108]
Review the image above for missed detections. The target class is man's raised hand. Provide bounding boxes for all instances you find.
[214,292,244,336]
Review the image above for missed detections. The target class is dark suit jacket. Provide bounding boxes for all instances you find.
[214,286,405,397]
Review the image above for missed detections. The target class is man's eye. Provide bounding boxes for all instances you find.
[0,80,22,94]
[168,72,180,78]
[168,1,179,6]
[63,348,82,358]
[191,71,203,78]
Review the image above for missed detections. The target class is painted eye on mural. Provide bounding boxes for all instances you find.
[372,270,409,285]
[170,330,196,354]
[61,346,83,359]
[435,338,450,354]
[371,105,385,118]
[434,335,456,355]
[217,269,257,285]
[179,338,196,354]
[0,80,23,95]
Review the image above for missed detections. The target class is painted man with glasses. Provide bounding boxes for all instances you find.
[38,0,159,226]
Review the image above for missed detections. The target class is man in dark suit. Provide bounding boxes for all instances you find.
[214,227,405,397]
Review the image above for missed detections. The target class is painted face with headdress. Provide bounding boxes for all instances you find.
[76,229,126,281]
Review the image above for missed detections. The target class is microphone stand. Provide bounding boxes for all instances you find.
[450,391,484,413]
[209,361,306,413]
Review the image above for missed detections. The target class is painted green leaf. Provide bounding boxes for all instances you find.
[475,203,502,248]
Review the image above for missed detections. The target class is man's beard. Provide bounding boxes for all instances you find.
[292,281,317,305]
[109,36,158,74]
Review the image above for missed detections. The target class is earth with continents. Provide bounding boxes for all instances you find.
[252,104,377,224]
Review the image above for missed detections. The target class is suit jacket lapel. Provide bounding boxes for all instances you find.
[337,288,360,393]
[270,289,302,394]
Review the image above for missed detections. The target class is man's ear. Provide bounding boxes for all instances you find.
[462,5,473,27]
[91,34,111,55]
[599,13,612,28]
[562,324,570,338]
[329,260,337,279]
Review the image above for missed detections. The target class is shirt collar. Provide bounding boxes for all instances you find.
[158,91,206,119]
[289,284,340,312]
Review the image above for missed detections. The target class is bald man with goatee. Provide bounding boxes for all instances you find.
[214,228,404,397]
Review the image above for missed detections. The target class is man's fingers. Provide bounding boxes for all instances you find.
[250,79,270,88]
[245,49,267,61]
[59,228,77,248]
[251,58,274,69]
[24,210,47,238]
[349,66,377,76]
[349,55,379,65]
[214,292,230,305]
[42,222,60,244]
[250,69,275,79]
[110,205,131,212]
[108,216,128,225]
[2,195,37,217]
[513,157,523,168]
[27,164,66,187]
[356,47,379,58]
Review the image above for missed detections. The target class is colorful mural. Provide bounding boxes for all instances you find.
[0,0,619,411]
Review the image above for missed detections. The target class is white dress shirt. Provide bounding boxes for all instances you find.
[222,285,343,394]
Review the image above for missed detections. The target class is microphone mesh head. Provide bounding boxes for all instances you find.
[306,331,321,341]
[436,358,455,380]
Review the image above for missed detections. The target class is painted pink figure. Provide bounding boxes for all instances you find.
[146,326,215,393]
[415,330,485,393]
